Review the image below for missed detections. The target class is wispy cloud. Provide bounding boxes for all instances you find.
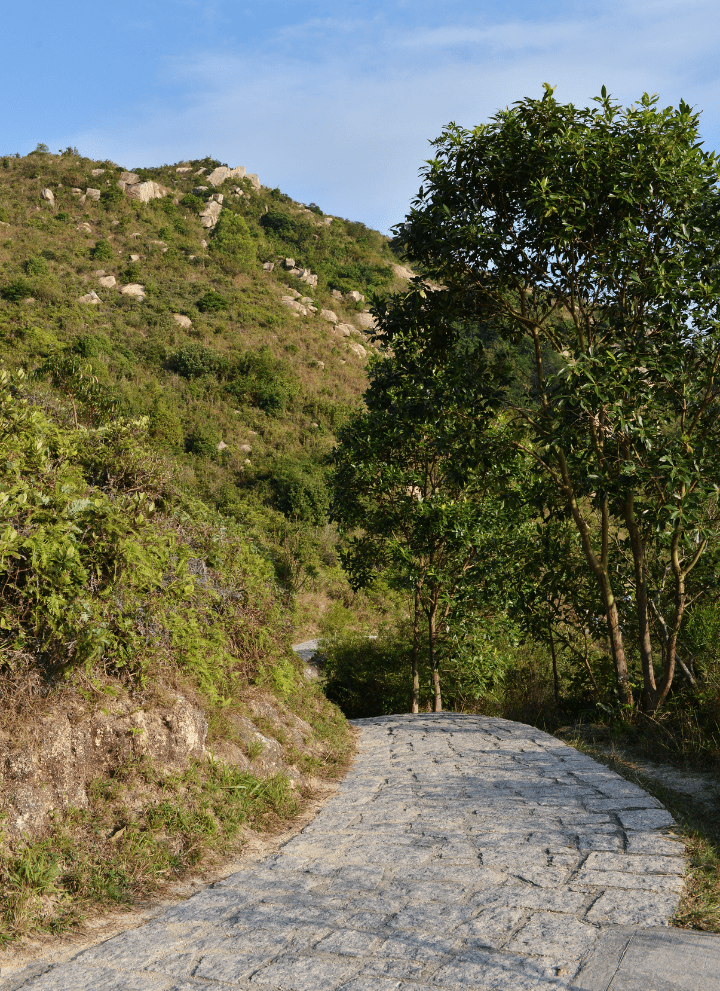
[72,0,720,232]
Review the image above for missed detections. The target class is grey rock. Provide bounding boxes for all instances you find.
[98,276,116,288]
[85,187,101,201]
[172,314,192,329]
[320,309,339,323]
[120,283,146,300]
[40,188,54,205]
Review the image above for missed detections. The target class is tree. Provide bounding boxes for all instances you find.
[391,87,720,713]
[332,320,517,712]
[210,212,257,274]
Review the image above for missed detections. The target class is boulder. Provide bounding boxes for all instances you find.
[126,180,168,204]
[320,309,338,324]
[283,258,296,269]
[94,269,106,276]
[206,165,246,187]
[323,216,334,225]
[192,186,208,195]
[300,271,318,287]
[211,193,223,204]
[200,239,207,248]
[284,287,301,299]
[71,187,82,195]
[335,323,353,337]
[0,695,207,839]
[78,195,86,206]
[355,312,376,330]
[76,222,92,233]
[129,253,140,262]
[151,239,168,252]
[195,167,207,175]
[78,290,101,305]
[239,444,252,455]
[176,167,191,173]
[91,168,105,176]
[40,188,54,205]
[85,187,101,201]
[349,342,367,358]
[281,297,307,316]
[300,296,314,305]
[173,314,192,329]
[199,200,222,228]
[263,262,274,272]
[345,290,364,304]
[119,172,140,185]
[216,440,228,452]
[246,173,261,190]
[98,275,116,288]
[331,289,343,300]
[121,283,146,300]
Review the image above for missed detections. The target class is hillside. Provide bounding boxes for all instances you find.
[0,147,408,944]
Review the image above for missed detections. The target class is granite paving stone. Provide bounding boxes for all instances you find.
[1,714,698,991]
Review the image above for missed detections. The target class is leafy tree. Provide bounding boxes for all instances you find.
[391,86,720,712]
[34,354,116,428]
[332,322,516,711]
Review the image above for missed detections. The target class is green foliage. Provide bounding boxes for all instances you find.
[185,423,221,457]
[168,343,225,379]
[100,185,123,209]
[148,394,184,449]
[226,347,298,414]
[391,86,720,715]
[211,212,257,274]
[196,290,228,312]
[1,277,33,302]
[180,193,204,212]
[90,240,114,262]
[24,256,48,277]
[266,456,329,524]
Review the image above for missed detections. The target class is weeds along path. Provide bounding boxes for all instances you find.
[1,714,691,990]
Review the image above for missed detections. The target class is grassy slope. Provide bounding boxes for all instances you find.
[0,149,403,942]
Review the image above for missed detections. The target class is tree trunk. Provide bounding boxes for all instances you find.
[548,618,560,707]
[411,586,420,713]
[428,604,442,712]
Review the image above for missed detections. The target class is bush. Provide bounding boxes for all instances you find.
[100,185,123,208]
[225,347,297,415]
[1,277,33,302]
[24,256,49,277]
[265,456,329,524]
[210,213,257,274]
[260,211,298,238]
[90,240,114,262]
[180,194,204,212]
[185,424,222,457]
[168,343,225,379]
[196,290,228,313]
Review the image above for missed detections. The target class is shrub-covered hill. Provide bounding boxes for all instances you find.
[0,149,410,633]
[0,148,407,942]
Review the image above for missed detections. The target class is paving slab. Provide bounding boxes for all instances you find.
[2,713,718,991]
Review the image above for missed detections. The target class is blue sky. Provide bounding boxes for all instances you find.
[4,1,720,233]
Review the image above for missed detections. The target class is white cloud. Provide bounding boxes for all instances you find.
[72,1,720,233]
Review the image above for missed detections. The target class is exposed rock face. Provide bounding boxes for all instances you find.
[335,323,353,337]
[282,297,307,316]
[126,181,169,204]
[355,312,376,330]
[91,168,106,176]
[263,262,275,272]
[392,263,415,281]
[176,167,191,173]
[320,309,338,324]
[98,275,116,288]
[349,342,367,358]
[300,271,318,287]
[199,199,222,228]
[345,291,364,303]
[78,290,101,305]
[40,188,54,205]
[283,258,296,269]
[331,289,343,300]
[173,313,192,329]
[119,172,140,185]
[121,283,146,300]
[192,186,208,195]
[76,222,92,233]
[0,696,208,839]
[85,187,101,201]
[207,165,247,187]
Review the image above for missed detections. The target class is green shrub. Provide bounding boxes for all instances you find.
[265,456,329,524]
[260,211,298,238]
[24,256,49,277]
[73,334,109,358]
[0,206,8,222]
[90,240,114,262]
[148,395,184,449]
[196,290,228,313]
[168,343,225,379]
[180,194,204,212]
[100,185,123,208]
[210,213,257,274]
[1,277,33,302]
[185,424,222,457]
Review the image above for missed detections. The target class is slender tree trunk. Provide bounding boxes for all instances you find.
[556,451,634,705]
[548,618,560,707]
[411,585,420,714]
[428,602,442,712]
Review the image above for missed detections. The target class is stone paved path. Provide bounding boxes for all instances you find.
[2,714,691,991]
